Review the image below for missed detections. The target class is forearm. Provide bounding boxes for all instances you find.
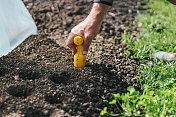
[86,3,110,26]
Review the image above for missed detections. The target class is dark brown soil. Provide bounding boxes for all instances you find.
[0,0,147,116]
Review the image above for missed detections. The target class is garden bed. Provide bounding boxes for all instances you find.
[0,0,147,116]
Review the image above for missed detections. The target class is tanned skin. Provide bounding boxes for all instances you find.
[66,3,110,55]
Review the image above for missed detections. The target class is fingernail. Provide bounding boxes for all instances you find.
[82,51,87,55]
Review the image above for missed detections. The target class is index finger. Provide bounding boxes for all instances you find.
[66,32,77,55]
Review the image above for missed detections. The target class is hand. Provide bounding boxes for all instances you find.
[66,16,101,55]
[66,3,110,55]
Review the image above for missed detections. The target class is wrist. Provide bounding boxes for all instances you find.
[93,0,113,6]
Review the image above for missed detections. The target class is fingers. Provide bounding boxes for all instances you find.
[71,29,89,55]
[67,32,92,56]
[67,23,95,56]
[66,32,77,55]
[82,35,92,55]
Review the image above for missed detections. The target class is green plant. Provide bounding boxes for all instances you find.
[101,0,176,116]
[101,85,176,116]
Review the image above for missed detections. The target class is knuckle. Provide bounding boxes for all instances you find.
[85,35,92,40]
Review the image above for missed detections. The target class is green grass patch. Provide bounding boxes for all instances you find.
[101,0,176,116]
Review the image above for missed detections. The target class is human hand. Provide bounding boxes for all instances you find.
[66,3,110,55]
[66,17,101,55]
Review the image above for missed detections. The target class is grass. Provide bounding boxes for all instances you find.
[101,0,176,116]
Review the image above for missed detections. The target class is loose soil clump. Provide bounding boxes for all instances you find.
[0,0,147,116]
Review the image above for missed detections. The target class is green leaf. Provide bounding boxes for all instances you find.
[110,113,122,116]
[124,50,131,56]
[148,91,154,96]
[127,86,136,95]
[132,91,140,96]
[113,93,121,99]
[109,99,116,105]
[100,107,108,115]
[140,94,149,99]
[137,101,145,106]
